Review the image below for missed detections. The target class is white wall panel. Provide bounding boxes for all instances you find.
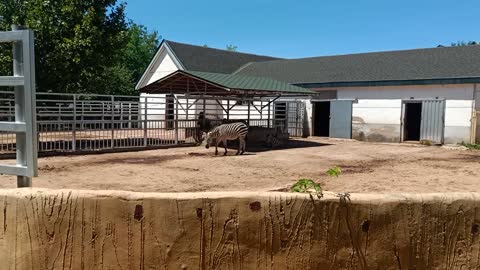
[352,100,401,125]
[445,100,474,127]
[337,84,474,100]
[146,52,178,85]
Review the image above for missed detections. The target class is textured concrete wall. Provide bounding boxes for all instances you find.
[1,189,480,270]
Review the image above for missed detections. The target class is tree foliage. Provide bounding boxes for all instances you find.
[202,44,238,51]
[0,0,159,95]
[226,44,238,52]
[291,179,322,199]
[326,166,342,177]
[120,22,160,91]
[450,41,478,47]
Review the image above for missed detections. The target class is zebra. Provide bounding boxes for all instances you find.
[266,133,284,149]
[205,122,248,155]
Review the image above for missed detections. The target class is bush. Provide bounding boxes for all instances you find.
[290,166,343,199]
[461,142,480,150]
[420,140,433,146]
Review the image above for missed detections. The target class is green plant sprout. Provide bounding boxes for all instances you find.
[461,142,480,150]
[290,179,323,199]
[326,166,342,177]
[290,166,343,199]
[420,140,433,146]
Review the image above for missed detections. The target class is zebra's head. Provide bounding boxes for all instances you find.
[205,131,213,149]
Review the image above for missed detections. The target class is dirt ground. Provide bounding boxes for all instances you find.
[0,137,479,193]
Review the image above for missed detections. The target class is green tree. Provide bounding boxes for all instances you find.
[120,22,160,89]
[0,0,135,95]
[226,44,238,52]
[201,44,238,52]
[451,41,478,46]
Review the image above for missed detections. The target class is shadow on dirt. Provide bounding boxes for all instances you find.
[245,140,333,153]
[423,155,480,162]
[187,152,209,157]
[88,155,187,165]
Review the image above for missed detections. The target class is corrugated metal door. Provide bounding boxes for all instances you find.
[329,100,352,139]
[420,100,445,144]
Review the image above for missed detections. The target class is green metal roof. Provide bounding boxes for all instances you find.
[186,71,315,94]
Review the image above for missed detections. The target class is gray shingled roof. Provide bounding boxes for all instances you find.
[165,40,281,74]
[235,45,480,85]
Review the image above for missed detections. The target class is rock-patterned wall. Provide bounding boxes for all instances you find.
[1,189,479,270]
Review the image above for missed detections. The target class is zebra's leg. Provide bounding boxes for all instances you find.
[236,138,241,155]
[240,136,246,155]
[215,140,219,155]
[223,139,228,156]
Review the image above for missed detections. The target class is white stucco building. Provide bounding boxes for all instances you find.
[137,40,480,144]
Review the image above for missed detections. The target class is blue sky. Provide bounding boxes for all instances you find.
[126,0,480,59]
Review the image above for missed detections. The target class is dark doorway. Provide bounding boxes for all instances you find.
[404,102,422,141]
[166,94,175,129]
[313,101,330,136]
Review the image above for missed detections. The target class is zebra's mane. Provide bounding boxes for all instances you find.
[207,126,220,137]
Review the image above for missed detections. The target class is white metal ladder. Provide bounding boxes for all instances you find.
[0,26,37,187]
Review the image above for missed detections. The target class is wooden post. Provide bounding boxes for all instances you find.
[102,101,105,130]
[128,103,132,129]
[144,96,148,147]
[175,96,179,145]
[120,102,123,129]
[285,102,289,133]
[260,101,263,120]
[81,101,84,129]
[72,95,76,151]
[186,97,189,120]
[267,100,271,129]
[247,99,251,126]
[57,103,61,130]
[227,100,230,120]
[111,96,114,148]
[202,97,206,126]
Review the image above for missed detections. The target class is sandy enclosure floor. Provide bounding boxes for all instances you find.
[0,137,479,193]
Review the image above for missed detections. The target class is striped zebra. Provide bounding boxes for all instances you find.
[266,133,284,149]
[205,122,248,155]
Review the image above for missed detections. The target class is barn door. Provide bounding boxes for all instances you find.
[420,100,445,144]
[329,100,352,139]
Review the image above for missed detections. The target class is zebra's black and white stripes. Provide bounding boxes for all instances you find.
[266,133,284,149]
[205,122,249,155]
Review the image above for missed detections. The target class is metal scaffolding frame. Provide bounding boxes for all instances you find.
[0,43,311,158]
[140,70,313,136]
[0,91,306,154]
[0,26,37,187]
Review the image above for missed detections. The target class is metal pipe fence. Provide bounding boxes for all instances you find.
[0,27,37,186]
[0,91,305,155]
